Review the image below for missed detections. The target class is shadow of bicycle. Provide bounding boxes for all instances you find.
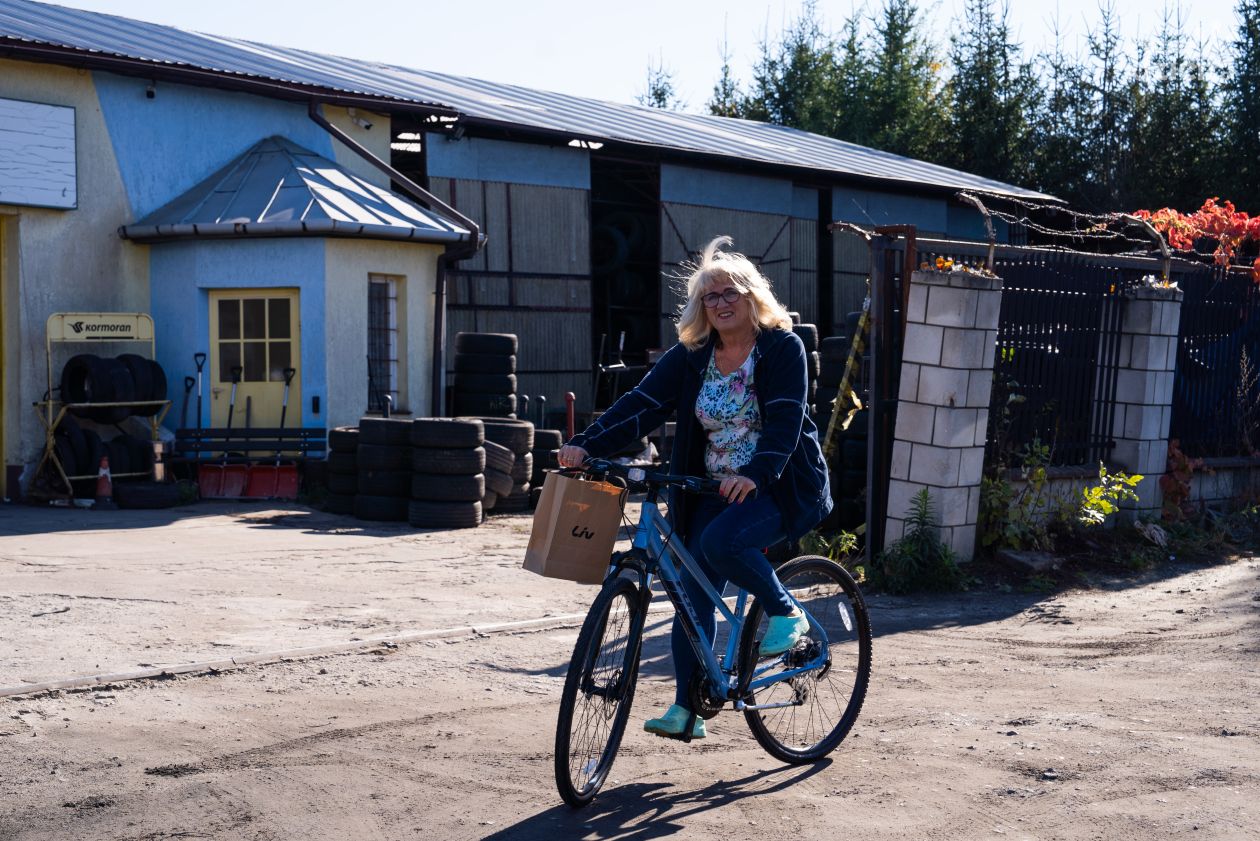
[484,760,831,840]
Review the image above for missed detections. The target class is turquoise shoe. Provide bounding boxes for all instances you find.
[758,607,809,657]
[644,704,706,740]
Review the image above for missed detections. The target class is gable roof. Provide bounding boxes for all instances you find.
[1,0,1056,201]
[119,136,472,244]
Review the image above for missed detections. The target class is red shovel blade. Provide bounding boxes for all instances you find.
[197,464,225,498]
[243,465,277,499]
[273,465,299,500]
[220,464,250,498]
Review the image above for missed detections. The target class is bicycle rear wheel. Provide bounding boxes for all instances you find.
[554,574,645,807]
[737,555,872,763]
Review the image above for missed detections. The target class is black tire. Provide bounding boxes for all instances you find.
[484,467,513,498]
[736,556,871,764]
[325,492,355,515]
[453,352,516,375]
[453,373,516,395]
[79,429,107,479]
[788,310,801,325]
[497,483,532,512]
[358,469,410,497]
[555,573,645,807]
[117,354,154,409]
[455,332,518,355]
[532,448,560,470]
[51,437,76,491]
[411,417,484,448]
[328,471,358,495]
[481,490,499,511]
[105,436,132,477]
[328,427,360,453]
[793,323,818,353]
[816,385,839,409]
[327,451,358,474]
[125,435,154,476]
[115,481,186,509]
[482,440,515,475]
[357,444,412,471]
[411,472,484,502]
[534,429,565,450]
[62,354,130,421]
[407,499,482,529]
[478,417,534,454]
[359,417,412,446]
[411,446,485,475]
[353,494,409,522]
[808,351,820,381]
[57,415,89,476]
[510,452,534,483]
[848,409,870,434]
[453,391,517,417]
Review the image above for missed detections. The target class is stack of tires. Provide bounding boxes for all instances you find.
[479,417,533,513]
[451,333,517,418]
[60,353,167,423]
[793,322,820,416]
[816,336,849,436]
[325,427,360,515]
[531,428,565,506]
[825,408,869,532]
[50,416,154,497]
[353,418,413,522]
[409,418,485,529]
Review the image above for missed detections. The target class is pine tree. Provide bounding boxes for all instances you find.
[866,0,948,161]
[637,54,684,111]
[738,0,838,135]
[708,35,743,118]
[1221,0,1260,209]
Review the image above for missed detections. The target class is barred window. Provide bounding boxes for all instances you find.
[368,275,401,413]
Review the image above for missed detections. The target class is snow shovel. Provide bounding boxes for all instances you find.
[199,366,248,498]
[245,368,299,500]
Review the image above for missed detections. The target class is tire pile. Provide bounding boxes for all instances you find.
[326,417,488,528]
[450,332,517,418]
[817,311,870,533]
[49,414,154,497]
[792,321,820,415]
[60,353,167,423]
[479,417,533,513]
[531,428,564,507]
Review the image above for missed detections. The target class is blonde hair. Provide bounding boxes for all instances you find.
[675,236,793,350]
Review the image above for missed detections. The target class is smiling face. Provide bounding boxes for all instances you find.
[701,276,752,339]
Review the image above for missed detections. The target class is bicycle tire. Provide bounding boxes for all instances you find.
[735,555,872,764]
[555,574,644,807]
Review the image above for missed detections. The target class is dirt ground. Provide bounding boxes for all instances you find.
[1,502,1258,840]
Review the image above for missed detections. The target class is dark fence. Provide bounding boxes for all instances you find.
[1169,263,1260,458]
[906,240,1160,467]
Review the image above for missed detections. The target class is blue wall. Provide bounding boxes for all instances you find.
[94,74,338,219]
[425,133,590,188]
[660,164,794,215]
[833,187,948,232]
[149,239,326,429]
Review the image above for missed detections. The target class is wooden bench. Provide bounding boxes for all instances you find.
[172,427,327,463]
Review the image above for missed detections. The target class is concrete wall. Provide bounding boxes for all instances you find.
[324,239,441,427]
[0,58,149,474]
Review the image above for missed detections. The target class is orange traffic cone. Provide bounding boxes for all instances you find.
[94,455,117,510]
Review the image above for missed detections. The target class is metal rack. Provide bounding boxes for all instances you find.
[32,313,171,498]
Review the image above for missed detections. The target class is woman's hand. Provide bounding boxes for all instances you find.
[719,474,757,504]
[557,444,589,469]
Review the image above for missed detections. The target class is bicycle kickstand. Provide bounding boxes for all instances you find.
[681,712,699,744]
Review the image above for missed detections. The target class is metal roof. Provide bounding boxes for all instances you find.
[1,0,1055,201]
[119,136,472,244]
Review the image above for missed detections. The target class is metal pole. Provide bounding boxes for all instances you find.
[866,235,891,565]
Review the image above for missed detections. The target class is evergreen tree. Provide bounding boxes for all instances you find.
[1028,21,1092,204]
[943,0,1040,186]
[1221,0,1260,209]
[831,15,874,145]
[738,0,838,135]
[637,54,684,111]
[708,35,742,118]
[1080,2,1133,210]
[866,0,948,161]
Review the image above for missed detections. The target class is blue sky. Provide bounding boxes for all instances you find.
[40,0,1243,109]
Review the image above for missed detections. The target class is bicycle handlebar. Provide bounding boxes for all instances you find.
[568,458,727,496]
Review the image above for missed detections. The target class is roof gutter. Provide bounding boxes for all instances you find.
[308,101,483,418]
[119,219,470,245]
[0,39,459,118]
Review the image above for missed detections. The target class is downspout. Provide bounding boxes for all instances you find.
[308,101,482,416]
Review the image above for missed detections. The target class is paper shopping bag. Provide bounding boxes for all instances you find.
[523,471,627,584]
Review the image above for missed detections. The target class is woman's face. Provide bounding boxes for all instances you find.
[701,278,751,336]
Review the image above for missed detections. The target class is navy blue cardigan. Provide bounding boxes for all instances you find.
[569,327,832,541]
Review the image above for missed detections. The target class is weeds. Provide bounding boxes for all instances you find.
[872,488,965,594]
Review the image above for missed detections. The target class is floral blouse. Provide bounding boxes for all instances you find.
[695,347,762,479]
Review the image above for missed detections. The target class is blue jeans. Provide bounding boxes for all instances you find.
[670,493,793,707]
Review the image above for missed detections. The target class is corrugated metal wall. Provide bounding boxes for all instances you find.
[431,177,592,418]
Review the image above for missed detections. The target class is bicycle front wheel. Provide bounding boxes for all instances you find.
[736,555,872,764]
[554,574,645,807]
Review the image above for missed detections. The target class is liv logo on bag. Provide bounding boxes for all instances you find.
[523,472,628,584]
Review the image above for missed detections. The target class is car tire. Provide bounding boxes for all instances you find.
[411,417,484,448]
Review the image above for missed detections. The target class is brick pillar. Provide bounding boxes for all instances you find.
[886,268,1003,561]
[1109,285,1182,520]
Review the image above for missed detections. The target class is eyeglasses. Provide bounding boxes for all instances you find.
[701,288,743,308]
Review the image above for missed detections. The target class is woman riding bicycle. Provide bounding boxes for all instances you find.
[558,235,832,740]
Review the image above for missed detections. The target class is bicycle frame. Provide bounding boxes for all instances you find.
[627,496,830,710]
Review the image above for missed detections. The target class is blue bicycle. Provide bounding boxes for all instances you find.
[554,459,872,807]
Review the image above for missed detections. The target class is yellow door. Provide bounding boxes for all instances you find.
[209,290,301,429]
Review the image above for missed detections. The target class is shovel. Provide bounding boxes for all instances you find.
[246,368,298,500]
[193,353,207,432]
[181,376,195,429]
[201,366,246,498]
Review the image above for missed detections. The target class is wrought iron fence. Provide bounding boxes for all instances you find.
[1169,264,1260,458]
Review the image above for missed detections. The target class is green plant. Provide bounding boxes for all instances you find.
[1077,463,1143,526]
[799,529,864,581]
[980,435,1058,551]
[873,488,964,594]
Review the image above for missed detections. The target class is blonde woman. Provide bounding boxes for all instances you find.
[559,236,832,740]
